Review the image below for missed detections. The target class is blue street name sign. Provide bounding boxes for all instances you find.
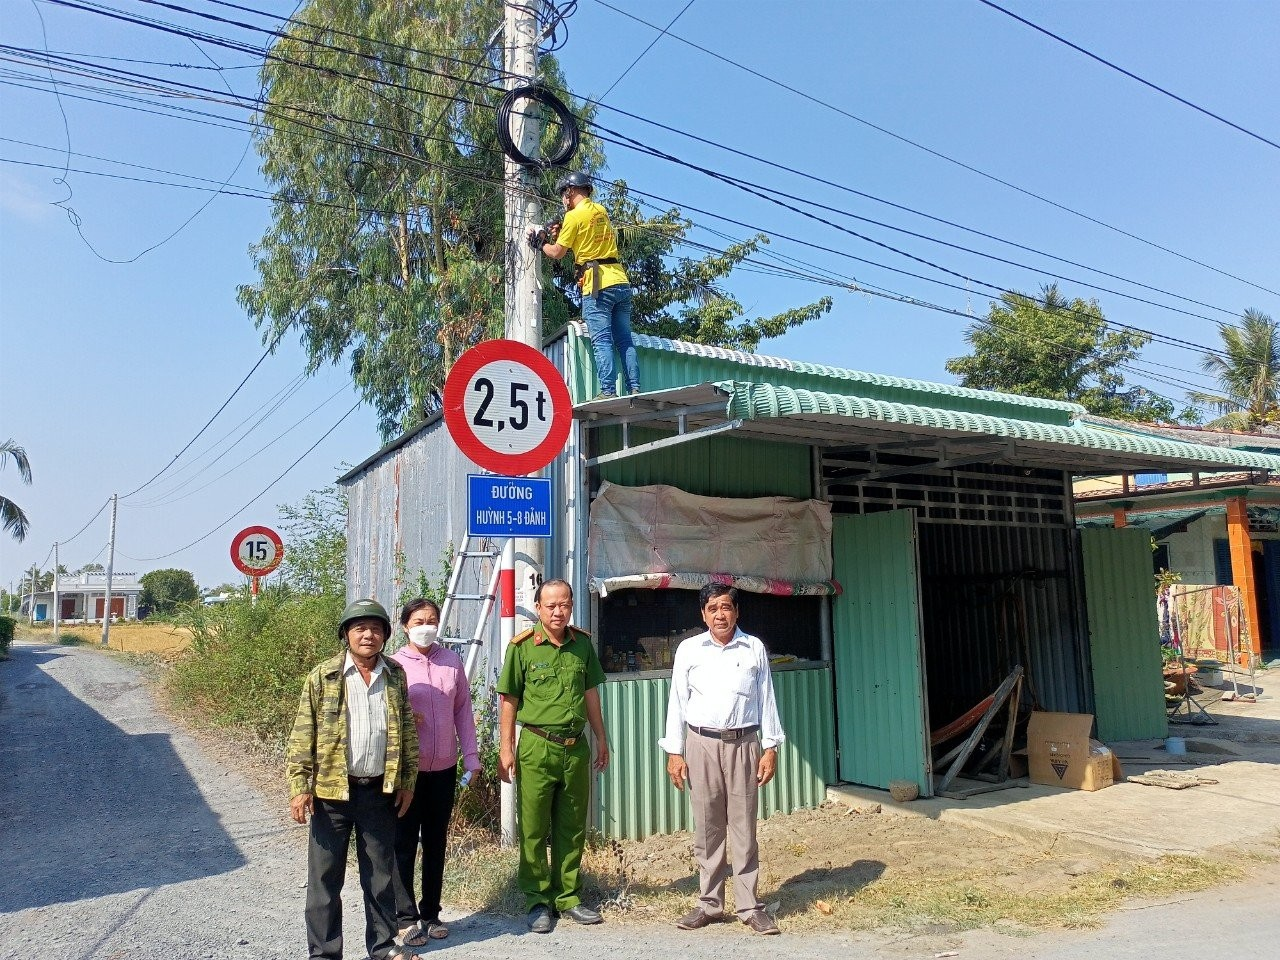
[467,474,553,538]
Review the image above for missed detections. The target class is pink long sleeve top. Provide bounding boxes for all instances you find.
[391,642,481,774]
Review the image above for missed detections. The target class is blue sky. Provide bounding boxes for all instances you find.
[2,0,1277,592]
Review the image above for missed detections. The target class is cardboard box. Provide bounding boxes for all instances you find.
[1026,712,1122,791]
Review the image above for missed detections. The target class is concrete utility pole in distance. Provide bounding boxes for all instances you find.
[501,0,543,849]
[100,493,117,647]
[28,563,37,626]
[52,542,59,642]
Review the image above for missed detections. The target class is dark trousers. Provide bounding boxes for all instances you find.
[393,767,458,926]
[306,780,399,960]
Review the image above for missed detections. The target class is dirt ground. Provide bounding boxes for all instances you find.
[58,637,1264,936]
[22,619,192,656]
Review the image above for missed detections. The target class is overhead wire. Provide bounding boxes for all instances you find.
[18,6,1268,330]
[53,497,111,550]
[121,334,283,500]
[595,0,695,102]
[123,373,310,506]
[8,8,1251,383]
[587,119,1241,328]
[126,400,361,562]
[975,0,1280,154]
[2,88,1233,374]
[586,0,1280,299]
[127,381,348,509]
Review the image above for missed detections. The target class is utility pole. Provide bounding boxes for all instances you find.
[100,493,118,647]
[27,563,37,625]
[52,542,59,642]
[501,0,543,849]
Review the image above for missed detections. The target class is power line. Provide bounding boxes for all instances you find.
[976,0,1280,154]
[124,374,310,506]
[121,335,282,500]
[127,400,360,562]
[19,6,1271,330]
[54,497,110,549]
[5,22,1245,367]
[6,42,1243,356]
[587,0,1280,298]
[590,119,1243,325]
[596,0,695,102]
[126,381,347,509]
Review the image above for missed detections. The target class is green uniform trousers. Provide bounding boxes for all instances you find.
[516,730,591,912]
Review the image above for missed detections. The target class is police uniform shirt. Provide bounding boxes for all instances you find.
[496,623,606,732]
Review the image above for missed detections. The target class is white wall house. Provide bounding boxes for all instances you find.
[25,572,143,623]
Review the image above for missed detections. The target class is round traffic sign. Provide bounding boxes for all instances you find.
[443,339,572,476]
[230,525,285,577]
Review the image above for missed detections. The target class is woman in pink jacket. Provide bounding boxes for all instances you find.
[391,598,481,944]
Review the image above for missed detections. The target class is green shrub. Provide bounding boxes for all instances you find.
[57,631,90,646]
[168,591,345,746]
[0,615,13,658]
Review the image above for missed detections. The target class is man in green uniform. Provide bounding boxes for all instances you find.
[498,579,609,933]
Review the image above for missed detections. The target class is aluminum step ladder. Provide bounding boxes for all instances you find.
[437,533,513,681]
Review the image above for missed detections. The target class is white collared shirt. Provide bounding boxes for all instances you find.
[659,627,786,755]
[343,652,388,777]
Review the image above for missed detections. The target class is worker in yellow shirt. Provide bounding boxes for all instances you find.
[533,172,640,399]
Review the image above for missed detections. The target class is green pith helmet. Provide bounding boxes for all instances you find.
[337,598,391,643]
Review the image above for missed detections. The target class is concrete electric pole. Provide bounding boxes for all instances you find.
[501,0,544,848]
[100,493,117,647]
[52,542,59,641]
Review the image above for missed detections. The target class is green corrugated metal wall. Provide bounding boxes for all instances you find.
[1080,527,1168,741]
[595,426,812,498]
[594,668,836,839]
[831,511,932,794]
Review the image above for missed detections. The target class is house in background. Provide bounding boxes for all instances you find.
[340,328,1280,839]
[1075,422,1280,661]
[25,572,143,623]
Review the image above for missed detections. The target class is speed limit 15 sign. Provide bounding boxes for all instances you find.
[230,525,284,577]
[443,339,572,476]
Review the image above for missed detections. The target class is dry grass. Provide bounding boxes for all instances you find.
[798,854,1242,933]
[440,819,1246,936]
[22,620,192,656]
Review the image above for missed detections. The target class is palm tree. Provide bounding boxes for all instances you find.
[1189,310,1280,430]
[1,439,33,541]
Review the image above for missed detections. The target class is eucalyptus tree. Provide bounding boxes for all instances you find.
[239,0,831,440]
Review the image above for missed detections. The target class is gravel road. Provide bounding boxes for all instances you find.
[3,640,1278,960]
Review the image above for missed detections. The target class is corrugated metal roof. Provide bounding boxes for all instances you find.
[577,380,1280,474]
[626,332,1088,416]
[723,381,1280,472]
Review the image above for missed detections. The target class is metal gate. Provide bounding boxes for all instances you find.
[831,510,932,795]
[1081,527,1167,741]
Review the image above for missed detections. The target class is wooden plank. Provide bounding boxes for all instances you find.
[935,666,1023,794]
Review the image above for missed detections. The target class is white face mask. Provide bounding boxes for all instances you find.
[407,624,438,648]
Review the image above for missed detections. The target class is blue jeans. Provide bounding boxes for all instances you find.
[582,283,639,395]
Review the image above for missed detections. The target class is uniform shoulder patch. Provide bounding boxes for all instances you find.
[569,625,593,640]
[511,627,536,645]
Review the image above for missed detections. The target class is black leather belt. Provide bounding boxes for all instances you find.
[688,724,759,742]
[349,775,384,787]
[523,724,585,747]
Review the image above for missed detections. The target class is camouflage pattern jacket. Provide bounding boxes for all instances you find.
[286,651,419,801]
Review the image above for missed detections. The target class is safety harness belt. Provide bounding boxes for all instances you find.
[576,257,620,296]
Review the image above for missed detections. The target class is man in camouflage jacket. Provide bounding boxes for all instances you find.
[287,598,418,960]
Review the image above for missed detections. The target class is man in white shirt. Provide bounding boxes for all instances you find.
[659,583,785,936]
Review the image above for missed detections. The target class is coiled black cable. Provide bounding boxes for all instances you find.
[496,84,578,168]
